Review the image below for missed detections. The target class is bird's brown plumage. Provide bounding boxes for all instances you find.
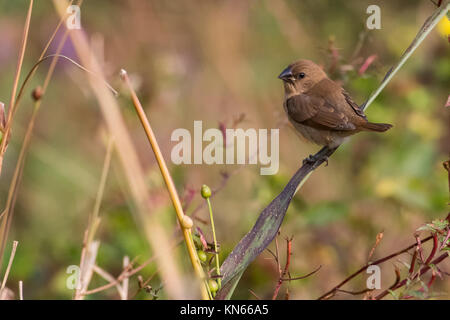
[278,59,392,148]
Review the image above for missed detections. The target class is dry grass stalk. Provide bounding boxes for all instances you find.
[120,69,210,299]
[74,240,100,300]
[0,0,33,172]
[19,281,23,300]
[121,256,130,300]
[0,240,19,299]
[0,0,74,276]
[91,264,124,297]
[52,0,189,299]
[0,0,33,272]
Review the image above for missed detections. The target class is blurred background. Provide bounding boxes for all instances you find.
[0,0,448,299]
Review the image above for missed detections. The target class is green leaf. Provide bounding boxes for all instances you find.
[388,289,400,300]
[417,219,449,232]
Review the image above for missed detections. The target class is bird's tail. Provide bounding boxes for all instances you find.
[361,122,393,132]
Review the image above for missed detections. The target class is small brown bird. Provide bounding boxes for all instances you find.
[278,59,392,162]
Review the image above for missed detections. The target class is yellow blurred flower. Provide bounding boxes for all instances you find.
[437,15,450,38]
[407,112,441,140]
[375,178,398,198]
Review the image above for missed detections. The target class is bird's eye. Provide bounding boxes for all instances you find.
[297,72,305,79]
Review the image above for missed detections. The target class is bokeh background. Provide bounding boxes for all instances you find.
[0,0,449,299]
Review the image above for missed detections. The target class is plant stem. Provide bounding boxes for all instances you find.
[120,69,210,300]
[53,0,187,299]
[0,240,18,296]
[0,0,33,166]
[207,198,221,287]
[363,1,450,111]
[0,0,33,271]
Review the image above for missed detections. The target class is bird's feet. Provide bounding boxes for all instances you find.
[302,153,329,166]
[302,154,317,165]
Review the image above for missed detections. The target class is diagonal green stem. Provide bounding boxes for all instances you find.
[207,198,221,287]
[363,2,449,112]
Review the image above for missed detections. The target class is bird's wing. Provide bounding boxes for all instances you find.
[285,93,356,131]
[342,89,367,119]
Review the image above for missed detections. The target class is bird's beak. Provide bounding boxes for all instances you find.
[278,66,294,82]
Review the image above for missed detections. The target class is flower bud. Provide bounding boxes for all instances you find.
[197,250,207,263]
[201,184,211,199]
[208,279,219,293]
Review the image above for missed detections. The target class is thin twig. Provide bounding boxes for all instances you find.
[317,235,433,300]
[335,288,374,296]
[248,289,261,300]
[19,281,23,300]
[83,240,182,296]
[424,233,438,265]
[281,265,322,281]
[0,241,19,295]
[272,238,292,300]
[375,253,449,300]
[86,136,114,245]
[389,266,402,290]
[368,232,384,262]
[274,235,281,275]
[415,234,425,263]
[409,247,418,275]
[0,0,33,272]
[206,197,221,286]
[92,264,123,295]
[121,256,130,300]
[74,241,99,300]
[439,229,450,251]
[0,0,33,168]
[132,271,159,299]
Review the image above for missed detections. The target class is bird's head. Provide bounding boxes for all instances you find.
[278,59,327,97]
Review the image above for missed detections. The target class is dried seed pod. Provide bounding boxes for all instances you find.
[32,86,43,101]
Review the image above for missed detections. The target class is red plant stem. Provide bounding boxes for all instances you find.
[272,238,292,300]
[402,269,437,299]
[281,265,322,281]
[416,235,425,263]
[390,267,401,290]
[427,270,437,288]
[317,235,433,300]
[375,253,448,300]
[409,248,418,275]
[424,233,438,265]
[439,229,450,251]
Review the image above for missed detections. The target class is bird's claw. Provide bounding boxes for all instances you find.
[302,154,329,166]
[303,154,317,165]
